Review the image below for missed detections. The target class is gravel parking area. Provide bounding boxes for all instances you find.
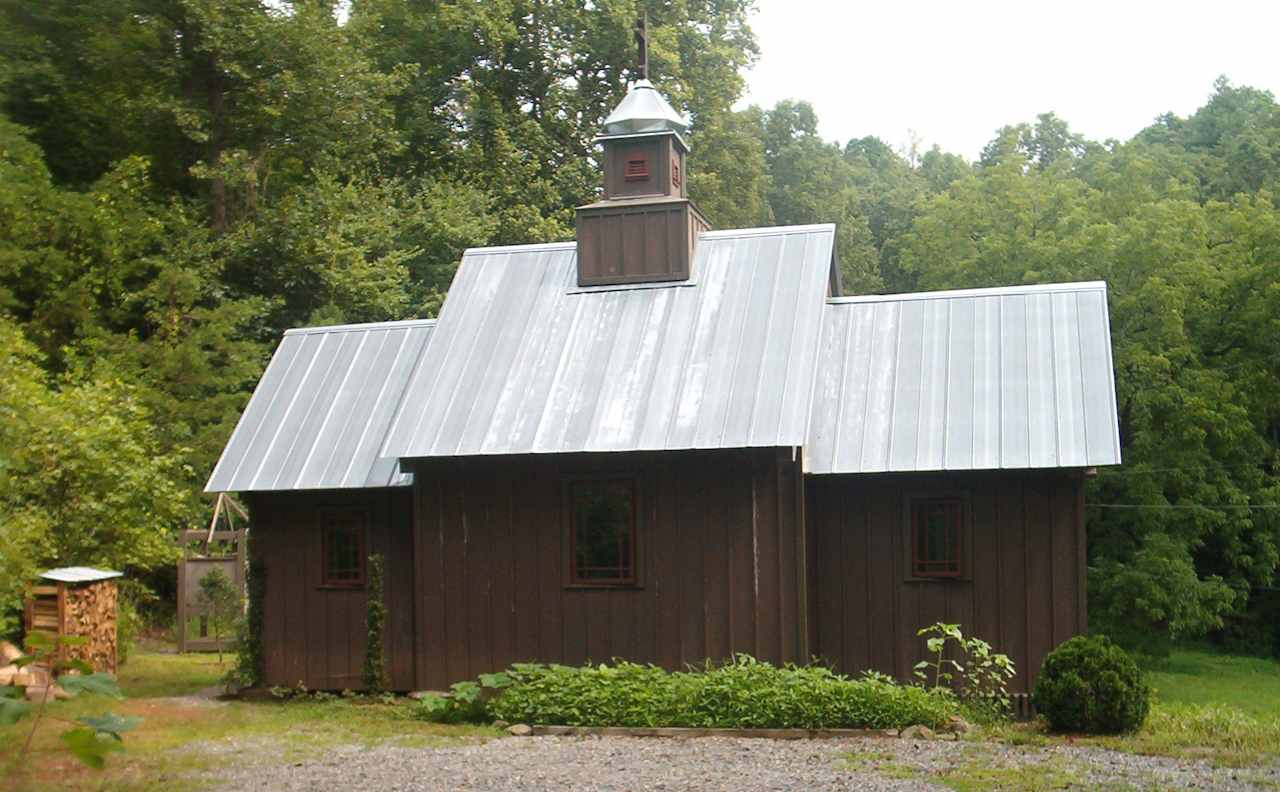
[210,734,1280,791]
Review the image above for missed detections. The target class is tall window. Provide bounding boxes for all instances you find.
[910,498,962,578]
[321,509,366,587]
[568,478,637,585]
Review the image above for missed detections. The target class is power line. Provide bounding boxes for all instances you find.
[1088,503,1280,510]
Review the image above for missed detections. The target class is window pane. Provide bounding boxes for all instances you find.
[913,499,960,577]
[323,512,363,584]
[572,480,635,582]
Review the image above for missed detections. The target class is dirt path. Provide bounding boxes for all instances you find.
[207,734,1280,791]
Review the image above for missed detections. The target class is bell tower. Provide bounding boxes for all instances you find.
[574,16,710,286]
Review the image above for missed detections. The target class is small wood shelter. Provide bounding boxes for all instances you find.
[177,493,248,653]
[24,567,122,674]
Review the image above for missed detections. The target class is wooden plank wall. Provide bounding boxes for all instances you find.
[409,448,806,690]
[807,470,1085,694]
[247,488,415,691]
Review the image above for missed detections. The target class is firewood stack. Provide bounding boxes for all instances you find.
[63,580,119,674]
[23,567,122,676]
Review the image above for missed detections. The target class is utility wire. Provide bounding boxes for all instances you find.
[1087,503,1280,510]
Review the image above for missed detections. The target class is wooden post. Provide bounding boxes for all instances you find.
[177,542,188,653]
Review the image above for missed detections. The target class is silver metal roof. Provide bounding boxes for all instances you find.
[381,225,837,460]
[600,79,690,143]
[205,319,436,492]
[805,282,1121,474]
[40,567,122,583]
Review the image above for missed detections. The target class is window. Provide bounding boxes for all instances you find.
[910,498,963,578]
[624,154,649,181]
[568,478,637,585]
[320,509,366,587]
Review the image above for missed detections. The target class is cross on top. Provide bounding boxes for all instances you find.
[635,11,649,80]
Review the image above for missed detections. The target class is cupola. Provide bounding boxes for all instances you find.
[575,24,710,287]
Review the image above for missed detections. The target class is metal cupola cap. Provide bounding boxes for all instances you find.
[600,79,690,145]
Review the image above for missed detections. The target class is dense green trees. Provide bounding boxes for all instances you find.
[0,2,1277,652]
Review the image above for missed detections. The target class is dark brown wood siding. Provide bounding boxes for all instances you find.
[807,470,1086,693]
[575,199,708,286]
[247,488,415,691]
[408,448,806,690]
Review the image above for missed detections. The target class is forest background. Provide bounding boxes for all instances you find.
[1,0,1277,656]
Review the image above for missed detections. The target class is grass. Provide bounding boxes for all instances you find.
[0,651,498,792]
[1139,647,1280,719]
[976,647,1280,768]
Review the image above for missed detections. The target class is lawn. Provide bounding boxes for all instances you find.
[0,651,497,792]
[1140,647,1280,719]
[980,647,1280,768]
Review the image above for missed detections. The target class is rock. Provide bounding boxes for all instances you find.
[0,641,21,664]
[899,725,935,740]
[946,715,973,734]
[493,720,511,729]
[882,729,900,738]
[508,724,533,737]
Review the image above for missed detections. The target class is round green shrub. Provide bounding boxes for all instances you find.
[1033,635,1151,734]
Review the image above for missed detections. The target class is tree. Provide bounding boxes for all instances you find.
[196,569,240,664]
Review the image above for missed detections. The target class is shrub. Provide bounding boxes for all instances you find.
[1034,635,1151,734]
[478,655,955,730]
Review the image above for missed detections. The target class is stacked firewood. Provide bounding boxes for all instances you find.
[64,581,119,674]
[0,641,68,701]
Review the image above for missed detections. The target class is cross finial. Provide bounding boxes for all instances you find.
[635,11,649,80]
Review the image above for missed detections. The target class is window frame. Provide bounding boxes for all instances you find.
[563,474,642,589]
[319,507,367,589]
[902,492,971,582]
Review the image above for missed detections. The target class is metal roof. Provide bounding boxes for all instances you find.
[205,319,436,492]
[381,225,837,460]
[805,281,1121,474]
[600,79,690,142]
[40,567,122,584]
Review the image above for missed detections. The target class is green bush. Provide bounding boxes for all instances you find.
[1034,635,1151,734]
[473,655,955,730]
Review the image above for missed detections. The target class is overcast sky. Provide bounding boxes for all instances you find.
[739,0,1280,159]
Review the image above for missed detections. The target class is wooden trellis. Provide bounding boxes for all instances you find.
[178,494,248,653]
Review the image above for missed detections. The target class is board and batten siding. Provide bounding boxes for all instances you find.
[408,448,807,690]
[807,470,1086,694]
[247,488,416,691]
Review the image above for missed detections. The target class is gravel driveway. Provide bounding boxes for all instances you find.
[208,734,1280,791]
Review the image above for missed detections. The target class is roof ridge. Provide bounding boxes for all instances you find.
[283,318,438,336]
[827,281,1107,306]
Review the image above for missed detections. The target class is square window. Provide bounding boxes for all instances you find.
[321,509,366,587]
[568,478,637,585]
[910,498,962,578]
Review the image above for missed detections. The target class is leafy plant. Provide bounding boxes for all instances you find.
[475,656,955,730]
[1,631,140,772]
[196,568,241,665]
[1034,634,1151,734]
[362,554,387,693]
[227,558,265,690]
[416,673,512,724]
[913,622,1016,720]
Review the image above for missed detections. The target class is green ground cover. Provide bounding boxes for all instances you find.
[0,652,496,792]
[1140,648,1280,719]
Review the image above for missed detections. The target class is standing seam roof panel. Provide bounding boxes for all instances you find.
[204,320,436,492]
[807,282,1121,474]
[381,225,838,459]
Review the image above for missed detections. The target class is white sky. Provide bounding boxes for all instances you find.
[739,0,1280,159]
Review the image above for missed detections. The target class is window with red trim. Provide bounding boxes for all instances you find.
[568,478,636,585]
[321,509,366,587]
[910,498,962,578]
